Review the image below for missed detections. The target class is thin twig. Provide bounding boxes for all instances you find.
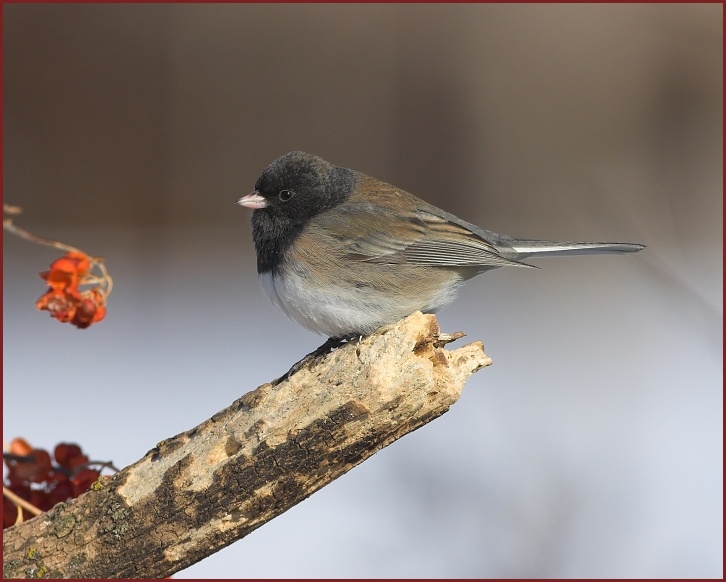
[2,486,43,517]
[3,204,22,216]
[2,452,38,464]
[3,219,86,255]
[86,460,122,473]
[4,214,113,298]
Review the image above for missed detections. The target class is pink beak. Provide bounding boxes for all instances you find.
[236,191,268,209]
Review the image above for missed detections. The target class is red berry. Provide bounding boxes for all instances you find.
[54,443,83,469]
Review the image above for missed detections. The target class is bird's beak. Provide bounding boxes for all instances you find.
[236,191,268,209]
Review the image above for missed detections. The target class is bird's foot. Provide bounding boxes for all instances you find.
[272,334,362,385]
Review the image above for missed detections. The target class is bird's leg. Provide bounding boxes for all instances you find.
[273,334,362,385]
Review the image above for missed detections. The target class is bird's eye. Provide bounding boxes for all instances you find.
[278,189,294,202]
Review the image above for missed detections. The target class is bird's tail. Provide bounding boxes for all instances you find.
[508,239,645,260]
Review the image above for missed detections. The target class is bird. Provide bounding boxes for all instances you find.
[237,151,644,339]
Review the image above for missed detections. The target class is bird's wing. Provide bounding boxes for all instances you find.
[314,197,531,269]
[401,210,530,268]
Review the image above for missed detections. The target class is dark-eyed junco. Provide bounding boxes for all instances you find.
[237,151,644,339]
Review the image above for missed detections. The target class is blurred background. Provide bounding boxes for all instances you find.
[3,3,722,578]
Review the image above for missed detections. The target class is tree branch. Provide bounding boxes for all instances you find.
[2,311,491,579]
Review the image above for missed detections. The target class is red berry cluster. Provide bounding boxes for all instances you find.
[35,251,107,329]
[3,438,102,528]
[4,205,113,330]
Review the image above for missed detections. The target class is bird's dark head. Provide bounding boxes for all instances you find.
[237,151,356,272]
[239,151,354,222]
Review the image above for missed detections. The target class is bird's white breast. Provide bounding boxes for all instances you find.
[259,269,461,338]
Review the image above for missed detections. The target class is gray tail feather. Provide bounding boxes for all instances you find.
[509,239,645,260]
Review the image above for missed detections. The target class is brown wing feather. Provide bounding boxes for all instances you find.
[312,177,531,269]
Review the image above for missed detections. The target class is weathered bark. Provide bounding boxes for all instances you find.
[2,311,491,579]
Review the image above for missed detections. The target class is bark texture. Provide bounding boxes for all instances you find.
[2,311,491,579]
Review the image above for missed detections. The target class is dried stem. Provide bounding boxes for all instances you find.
[2,486,42,517]
[3,205,113,298]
